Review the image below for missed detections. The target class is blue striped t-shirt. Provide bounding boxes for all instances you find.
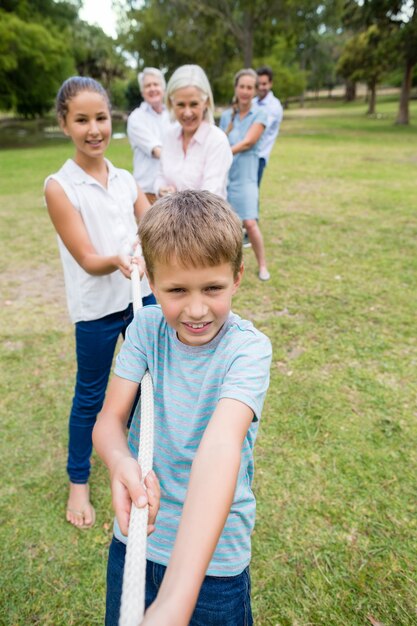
[113,305,272,576]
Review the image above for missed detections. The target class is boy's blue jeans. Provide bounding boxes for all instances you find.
[67,296,156,484]
[105,536,253,626]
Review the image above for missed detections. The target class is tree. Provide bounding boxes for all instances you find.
[0,0,81,27]
[337,25,395,114]
[124,75,142,112]
[0,10,74,116]
[71,21,127,90]
[343,0,416,123]
[304,30,345,97]
[394,4,417,124]
[119,0,287,69]
[0,1,131,116]
[117,0,238,92]
[115,0,346,104]
[285,0,343,103]
[170,0,288,67]
[254,36,306,103]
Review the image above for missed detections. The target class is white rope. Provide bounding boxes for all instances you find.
[119,263,154,626]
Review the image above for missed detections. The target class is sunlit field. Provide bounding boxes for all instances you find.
[1,95,416,625]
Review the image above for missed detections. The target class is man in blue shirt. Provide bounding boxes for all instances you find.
[253,66,283,188]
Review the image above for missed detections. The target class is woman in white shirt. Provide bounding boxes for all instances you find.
[155,65,232,199]
[127,68,171,203]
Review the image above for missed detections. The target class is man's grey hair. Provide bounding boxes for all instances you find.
[138,67,166,94]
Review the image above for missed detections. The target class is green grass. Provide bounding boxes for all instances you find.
[1,97,417,625]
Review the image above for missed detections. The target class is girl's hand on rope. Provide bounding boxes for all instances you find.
[131,254,146,279]
[131,238,146,279]
[116,254,134,279]
[111,457,160,536]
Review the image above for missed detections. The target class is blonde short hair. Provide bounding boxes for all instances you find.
[139,190,243,281]
[234,68,259,88]
[165,65,215,124]
[138,67,166,94]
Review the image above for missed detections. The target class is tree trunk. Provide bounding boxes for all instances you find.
[367,81,377,115]
[242,11,253,66]
[395,58,414,125]
[299,55,306,108]
[242,36,253,66]
[345,80,356,102]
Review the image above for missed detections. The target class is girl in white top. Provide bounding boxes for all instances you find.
[45,76,155,530]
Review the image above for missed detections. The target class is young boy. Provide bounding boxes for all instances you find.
[93,190,272,625]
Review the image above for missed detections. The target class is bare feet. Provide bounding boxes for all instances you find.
[66,482,96,530]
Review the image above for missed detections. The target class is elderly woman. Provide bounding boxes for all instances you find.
[155,64,232,199]
[127,67,171,204]
[220,69,270,281]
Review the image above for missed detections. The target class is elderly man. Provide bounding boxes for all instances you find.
[253,66,283,188]
[127,67,171,204]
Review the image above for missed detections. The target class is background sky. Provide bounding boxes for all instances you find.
[79,0,117,38]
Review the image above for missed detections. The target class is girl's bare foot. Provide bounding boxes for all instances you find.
[66,482,96,529]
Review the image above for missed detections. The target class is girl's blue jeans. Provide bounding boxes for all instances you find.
[105,536,253,626]
[67,296,156,484]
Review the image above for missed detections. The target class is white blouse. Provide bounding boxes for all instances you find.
[155,121,233,199]
[45,158,151,323]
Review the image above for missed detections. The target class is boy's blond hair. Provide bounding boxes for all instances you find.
[139,190,243,281]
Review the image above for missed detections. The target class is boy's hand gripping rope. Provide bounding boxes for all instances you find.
[119,260,154,626]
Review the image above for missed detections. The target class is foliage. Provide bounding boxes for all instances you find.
[165,0,288,66]
[0,0,128,117]
[1,98,417,624]
[124,76,143,113]
[287,0,344,73]
[1,0,415,119]
[71,21,127,90]
[117,0,238,101]
[343,0,412,29]
[117,0,344,101]
[385,64,417,87]
[109,71,143,111]
[304,30,347,94]
[124,0,287,66]
[337,25,396,112]
[343,0,416,122]
[0,0,81,25]
[0,10,75,116]
[254,36,307,103]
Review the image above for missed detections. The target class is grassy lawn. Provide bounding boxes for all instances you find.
[1,97,416,625]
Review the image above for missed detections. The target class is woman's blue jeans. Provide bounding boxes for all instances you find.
[67,295,156,484]
[105,536,253,626]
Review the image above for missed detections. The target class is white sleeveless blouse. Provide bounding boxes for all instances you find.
[45,158,151,323]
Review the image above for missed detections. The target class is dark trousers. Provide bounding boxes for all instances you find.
[105,536,253,626]
[257,157,267,187]
[67,295,156,483]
